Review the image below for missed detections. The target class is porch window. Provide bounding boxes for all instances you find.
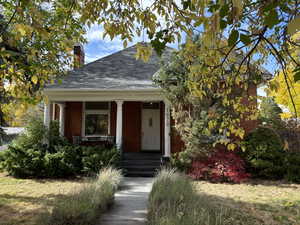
[84,102,110,136]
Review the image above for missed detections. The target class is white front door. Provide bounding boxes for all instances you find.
[141,108,160,151]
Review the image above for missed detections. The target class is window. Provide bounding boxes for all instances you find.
[84,102,110,136]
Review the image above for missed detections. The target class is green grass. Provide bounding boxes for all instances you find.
[148,169,262,225]
[39,167,122,225]
[0,167,122,225]
[194,180,300,225]
[0,172,88,225]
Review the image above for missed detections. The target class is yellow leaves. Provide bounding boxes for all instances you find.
[14,24,33,37]
[135,43,152,62]
[268,67,300,116]
[123,40,128,48]
[227,143,236,150]
[287,16,300,36]
[232,0,244,21]
[208,120,217,130]
[283,139,289,151]
[31,76,38,84]
[280,112,292,119]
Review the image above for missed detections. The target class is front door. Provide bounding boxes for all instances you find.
[141,104,160,151]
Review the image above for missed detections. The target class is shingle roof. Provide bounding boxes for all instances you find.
[45,44,174,90]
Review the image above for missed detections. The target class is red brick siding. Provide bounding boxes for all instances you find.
[240,83,258,134]
[64,102,82,141]
[110,102,117,136]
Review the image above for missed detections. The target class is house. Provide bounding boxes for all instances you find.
[43,44,183,160]
[43,43,260,175]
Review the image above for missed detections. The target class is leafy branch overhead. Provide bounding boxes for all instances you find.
[0,0,85,102]
[0,0,299,115]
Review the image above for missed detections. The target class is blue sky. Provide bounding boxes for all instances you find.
[84,25,181,63]
[84,25,267,96]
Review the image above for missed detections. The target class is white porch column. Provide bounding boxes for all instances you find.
[164,101,171,157]
[115,100,124,149]
[58,103,65,136]
[43,102,51,128]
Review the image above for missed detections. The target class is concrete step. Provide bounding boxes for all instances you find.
[122,152,162,160]
[125,170,159,177]
[121,160,161,166]
[122,164,160,171]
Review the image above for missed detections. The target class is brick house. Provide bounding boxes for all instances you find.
[43,43,262,175]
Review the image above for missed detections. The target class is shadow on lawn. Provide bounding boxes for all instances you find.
[196,191,300,225]
[0,193,72,225]
[0,193,66,206]
[0,204,45,225]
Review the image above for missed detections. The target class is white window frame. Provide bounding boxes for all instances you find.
[82,102,111,137]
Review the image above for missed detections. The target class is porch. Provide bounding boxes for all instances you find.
[43,98,172,158]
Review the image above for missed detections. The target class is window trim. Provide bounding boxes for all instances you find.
[82,102,111,137]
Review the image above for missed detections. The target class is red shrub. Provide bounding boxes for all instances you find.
[187,149,250,183]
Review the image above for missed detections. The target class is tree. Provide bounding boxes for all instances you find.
[2,101,43,127]
[155,37,259,155]
[258,97,283,129]
[74,0,300,117]
[1,0,299,152]
[1,1,299,103]
[0,1,85,102]
[267,67,300,118]
[259,97,282,121]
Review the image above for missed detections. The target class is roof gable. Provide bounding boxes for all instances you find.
[46,44,174,90]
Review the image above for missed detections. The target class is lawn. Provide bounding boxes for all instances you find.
[194,180,300,225]
[0,172,89,225]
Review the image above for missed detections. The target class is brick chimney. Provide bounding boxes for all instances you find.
[74,44,85,69]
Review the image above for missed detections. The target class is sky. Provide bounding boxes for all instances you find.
[83,25,180,63]
[83,25,267,97]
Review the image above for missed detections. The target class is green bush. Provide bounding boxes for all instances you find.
[242,126,285,179]
[55,145,83,174]
[81,146,120,175]
[40,167,122,225]
[48,120,69,150]
[44,152,74,178]
[0,118,120,178]
[15,117,46,148]
[285,153,300,183]
[1,145,46,178]
[148,169,260,225]
[170,151,191,172]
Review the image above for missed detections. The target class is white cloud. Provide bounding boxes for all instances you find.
[85,25,105,42]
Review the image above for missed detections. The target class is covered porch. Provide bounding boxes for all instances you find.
[43,90,173,158]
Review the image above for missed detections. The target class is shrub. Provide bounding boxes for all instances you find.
[1,145,46,178]
[148,169,260,225]
[55,145,83,174]
[170,151,192,172]
[81,146,120,175]
[277,119,300,153]
[0,127,7,145]
[15,117,46,148]
[242,126,285,179]
[48,120,69,150]
[284,153,300,183]
[40,167,122,225]
[0,117,120,178]
[187,149,250,183]
[44,152,74,178]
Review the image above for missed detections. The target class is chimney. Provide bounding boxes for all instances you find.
[74,44,85,69]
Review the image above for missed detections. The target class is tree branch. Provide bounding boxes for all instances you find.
[263,37,298,118]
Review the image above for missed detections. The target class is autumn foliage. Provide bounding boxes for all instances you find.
[188,149,250,183]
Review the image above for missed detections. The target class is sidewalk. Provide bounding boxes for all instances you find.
[99,177,154,225]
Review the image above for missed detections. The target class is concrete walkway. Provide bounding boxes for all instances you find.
[99,177,154,225]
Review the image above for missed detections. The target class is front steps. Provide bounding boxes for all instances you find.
[121,152,162,177]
